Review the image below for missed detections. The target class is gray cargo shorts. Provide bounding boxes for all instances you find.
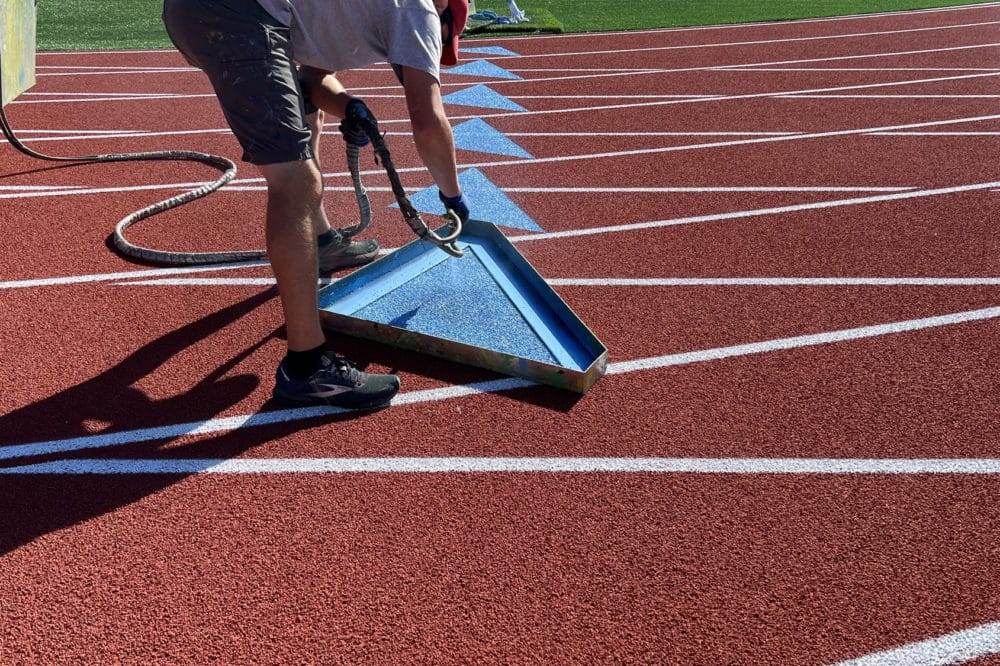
[162,0,313,165]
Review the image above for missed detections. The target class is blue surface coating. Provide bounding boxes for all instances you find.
[460,46,521,56]
[399,168,543,233]
[317,220,607,387]
[444,59,523,80]
[441,84,527,111]
[453,118,533,159]
[352,250,559,365]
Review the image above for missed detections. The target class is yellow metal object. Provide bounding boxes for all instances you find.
[1,0,36,107]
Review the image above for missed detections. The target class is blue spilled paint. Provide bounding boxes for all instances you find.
[352,251,558,365]
[441,84,527,112]
[452,118,533,159]
[460,46,522,57]
[444,59,523,80]
[400,168,543,233]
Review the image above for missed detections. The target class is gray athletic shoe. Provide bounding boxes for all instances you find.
[273,351,400,410]
[318,236,379,272]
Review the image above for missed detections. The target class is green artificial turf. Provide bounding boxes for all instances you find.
[38,0,168,50]
[35,0,992,50]
[466,7,564,35]
[468,0,989,34]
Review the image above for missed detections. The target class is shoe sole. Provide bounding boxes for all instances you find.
[319,243,379,272]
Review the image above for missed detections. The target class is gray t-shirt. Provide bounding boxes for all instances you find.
[255,0,442,80]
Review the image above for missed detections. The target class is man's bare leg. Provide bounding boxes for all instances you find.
[258,159,326,351]
[300,71,379,271]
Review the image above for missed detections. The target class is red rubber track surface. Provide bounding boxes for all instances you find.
[3,5,1000,664]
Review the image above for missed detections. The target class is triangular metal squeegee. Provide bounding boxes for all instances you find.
[318,221,608,393]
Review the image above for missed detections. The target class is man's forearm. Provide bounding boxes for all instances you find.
[402,66,462,197]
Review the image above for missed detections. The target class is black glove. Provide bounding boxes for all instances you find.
[339,98,371,148]
[439,190,471,224]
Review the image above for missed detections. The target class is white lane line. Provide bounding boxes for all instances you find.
[11,56,998,141]
[36,4,1000,57]
[503,132,800,136]
[11,93,217,105]
[0,182,228,199]
[0,262,269,290]
[1,128,796,145]
[464,20,1000,63]
[31,21,1000,78]
[0,378,534,461]
[4,179,998,291]
[0,184,87,191]
[547,277,1000,287]
[116,277,282,286]
[720,67,1000,72]
[501,186,916,193]
[0,127,232,144]
[36,68,193,77]
[830,621,1000,666]
[3,127,137,133]
[480,44,1000,87]
[392,110,1000,172]
[876,131,1000,135]
[20,43,1000,112]
[35,65,191,70]
[3,303,1000,461]
[778,94,1000,99]
[113,277,1000,288]
[0,183,912,200]
[9,457,1000,475]
[7,110,997,200]
[489,69,1000,115]
[506,180,1000,243]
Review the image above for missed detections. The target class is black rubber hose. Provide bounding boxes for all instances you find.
[1,99,257,265]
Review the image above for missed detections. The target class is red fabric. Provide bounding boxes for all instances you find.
[441,0,469,66]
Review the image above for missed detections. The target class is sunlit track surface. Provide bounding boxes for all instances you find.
[2,5,1000,664]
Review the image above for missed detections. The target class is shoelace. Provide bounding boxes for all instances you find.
[331,356,366,385]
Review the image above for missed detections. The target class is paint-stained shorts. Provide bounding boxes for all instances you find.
[162,0,313,165]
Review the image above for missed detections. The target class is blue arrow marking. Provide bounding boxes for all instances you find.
[441,84,527,112]
[460,46,522,57]
[452,118,533,159]
[444,59,523,80]
[397,168,543,233]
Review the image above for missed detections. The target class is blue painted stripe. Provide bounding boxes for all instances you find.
[441,84,527,112]
[400,168,543,233]
[460,46,522,57]
[452,118,533,158]
[444,59,523,80]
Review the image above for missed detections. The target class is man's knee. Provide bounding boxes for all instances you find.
[260,160,324,208]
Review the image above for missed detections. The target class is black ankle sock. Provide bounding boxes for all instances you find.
[286,344,326,380]
[317,230,336,247]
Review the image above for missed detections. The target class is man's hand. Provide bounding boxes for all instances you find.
[439,190,471,224]
[339,98,372,148]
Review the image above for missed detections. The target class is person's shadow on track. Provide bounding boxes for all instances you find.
[0,283,584,555]
[0,287,362,555]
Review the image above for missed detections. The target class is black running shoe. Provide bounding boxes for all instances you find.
[273,352,400,409]
[318,237,379,272]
